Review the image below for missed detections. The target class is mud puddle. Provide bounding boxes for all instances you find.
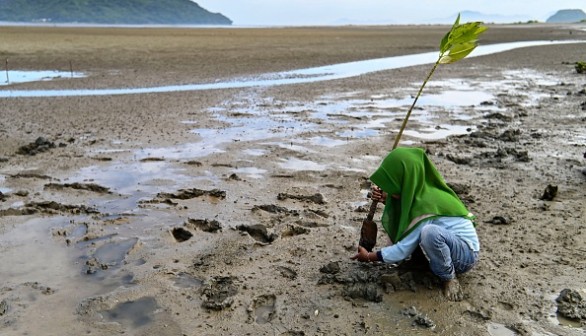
[0,217,82,287]
[487,323,517,336]
[231,167,267,179]
[0,216,140,332]
[278,157,328,171]
[0,70,84,86]
[74,161,189,195]
[2,63,558,263]
[401,124,475,140]
[185,82,504,155]
[172,272,203,289]
[50,65,562,189]
[134,82,514,176]
[101,296,159,328]
[0,175,10,194]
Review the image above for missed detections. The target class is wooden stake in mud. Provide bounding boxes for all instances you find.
[5,59,8,83]
[69,60,73,78]
[358,14,487,252]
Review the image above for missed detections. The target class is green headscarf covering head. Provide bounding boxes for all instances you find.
[369,147,470,243]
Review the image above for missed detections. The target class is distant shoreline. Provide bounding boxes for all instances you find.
[2,23,584,92]
[0,21,235,29]
[1,21,580,29]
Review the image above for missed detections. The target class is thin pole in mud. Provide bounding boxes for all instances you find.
[69,60,73,78]
[5,59,8,83]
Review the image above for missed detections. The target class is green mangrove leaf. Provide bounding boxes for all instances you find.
[439,14,487,60]
[440,14,460,53]
[450,24,485,45]
[439,41,476,64]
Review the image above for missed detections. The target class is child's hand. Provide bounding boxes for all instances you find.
[370,186,387,203]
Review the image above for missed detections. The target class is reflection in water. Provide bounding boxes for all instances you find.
[0,175,10,194]
[279,157,327,171]
[0,70,84,86]
[305,136,347,147]
[191,112,312,145]
[401,124,474,140]
[242,148,267,156]
[1,40,583,98]
[337,128,379,139]
[232,167,267,179]
[94,238,139,266]
[74,161,190,195]
[184,86,499,155]
[486,322,517,336]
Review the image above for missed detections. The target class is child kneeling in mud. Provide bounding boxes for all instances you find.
[351,147,480,301]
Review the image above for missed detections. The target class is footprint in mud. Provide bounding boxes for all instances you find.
[155,188,226,200]
[52,222,88,246]
[173,272,203,289]
[274,265,297,280]
[201,276,238,311]
[281,225,310,238]
[277,192,326,204]
[0,299,7,316]
[248,294,277,324]
[185,218,222,233]
[171,227,193,242]
[84,238,139,274]
[280,331,306,336]
[540,184,558,201]
[101,297,159,328]
[343,283,382,303]
[251,204,298,215]
[0,283,55,322]
[94,238,139,266]
[236,224,278,244]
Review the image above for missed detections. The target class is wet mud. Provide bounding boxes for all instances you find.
[16,137,56,156]
[1,24,586,336]
[44,182,111,193]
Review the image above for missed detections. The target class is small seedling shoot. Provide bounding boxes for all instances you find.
[392,14,487,149]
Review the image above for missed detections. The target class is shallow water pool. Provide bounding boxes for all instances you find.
[1,40,583,98]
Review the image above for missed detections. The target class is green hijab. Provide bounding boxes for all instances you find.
[369,147,471,243]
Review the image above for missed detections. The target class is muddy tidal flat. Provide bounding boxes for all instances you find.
[1,24,586,335]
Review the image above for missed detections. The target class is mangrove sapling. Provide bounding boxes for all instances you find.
[392,14,487,148]
[359,14,487,252]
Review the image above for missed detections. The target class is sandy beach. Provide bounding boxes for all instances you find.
[1,23,586,335]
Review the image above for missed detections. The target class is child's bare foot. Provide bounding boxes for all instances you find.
[443,278,463,301]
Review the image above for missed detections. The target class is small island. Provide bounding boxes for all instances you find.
[546,9,586,23]
[0,0,232,25]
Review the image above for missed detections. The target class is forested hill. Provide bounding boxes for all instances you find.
[0,0,232,25]
[546,9,586,23]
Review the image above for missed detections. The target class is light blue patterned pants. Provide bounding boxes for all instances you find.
[419,224,479,281]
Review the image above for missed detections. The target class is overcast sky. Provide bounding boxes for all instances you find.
[195,1,586,26]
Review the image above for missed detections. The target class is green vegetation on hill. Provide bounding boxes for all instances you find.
[0,0,232,25]
[546,9,586,23]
